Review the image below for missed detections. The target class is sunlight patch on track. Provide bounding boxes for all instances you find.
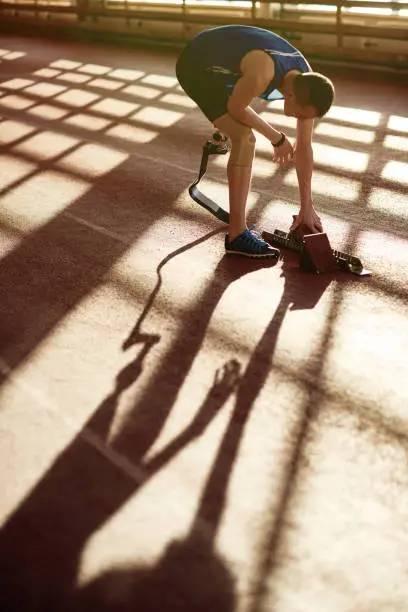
[381,161,408,186]
[55,88,101,108]
[24,82,67,98]
[1,51,26,61]
[0,118,36,144]
[0,153,37,191]
[27,103,70,120]
[33,68,62,79]
[131,106,184,128]
[0,170,91,232]
[50,59,82,70]
[383,134,408,152]
[57,143,129,178]
[313,142,369,172]
[108,68,145,81]
[387,115,408,133]
[259,109,295,130]
[160,93,196,108]
[105,124,157,144]
[322,287,408,414]
[78,63,111,76]
[283,169,360,201]
[368,187,408,220]
[0,95,35,110]
[88,77,124,91]
[325,105,381,127]
[56,72,92,85]
[0,78,35,90]
[355,227,408,289]
[123,84,161,100]
[12,131,80,161]
[63,113,113,131]
[314,122,375,144]
[141,74,178,88]
[91,97,140,117]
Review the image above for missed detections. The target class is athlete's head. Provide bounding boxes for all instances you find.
[284,72,335,119]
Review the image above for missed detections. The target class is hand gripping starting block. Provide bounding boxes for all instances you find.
[189,133,371,277]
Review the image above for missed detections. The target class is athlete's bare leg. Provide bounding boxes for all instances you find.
[213,114,256,241]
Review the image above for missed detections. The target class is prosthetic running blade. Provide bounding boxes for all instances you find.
[188,133,230,224]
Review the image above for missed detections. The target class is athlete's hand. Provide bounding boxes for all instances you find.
[290,206,323,234]
[273,138,294,166]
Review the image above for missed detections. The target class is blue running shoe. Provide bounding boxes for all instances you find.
[225,228,280,259]
[248,224,263,240]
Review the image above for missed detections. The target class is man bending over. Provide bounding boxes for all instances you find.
[176,25,335,258]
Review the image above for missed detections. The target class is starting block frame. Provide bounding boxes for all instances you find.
[189,133,371,277]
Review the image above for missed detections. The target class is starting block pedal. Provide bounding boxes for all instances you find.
[263,220,371,276]
[301,232,339,274]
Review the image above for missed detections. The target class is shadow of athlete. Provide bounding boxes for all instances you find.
[73,258,332,612]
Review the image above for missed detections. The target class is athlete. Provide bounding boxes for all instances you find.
[176,25,335,258]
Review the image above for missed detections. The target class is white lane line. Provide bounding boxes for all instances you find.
[63,211,132,245]
[0,355,145,485]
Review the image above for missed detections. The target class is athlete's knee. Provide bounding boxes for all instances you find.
[213,115,256,166]
[230,128,255,165]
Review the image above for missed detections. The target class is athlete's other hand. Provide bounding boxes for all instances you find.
[290,206,323,234]
[273,138,294,165]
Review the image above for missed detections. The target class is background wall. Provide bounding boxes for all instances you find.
[1,0,408,70]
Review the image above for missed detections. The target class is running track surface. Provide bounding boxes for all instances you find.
[0,34,408,612]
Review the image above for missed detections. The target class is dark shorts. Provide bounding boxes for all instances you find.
[176,47,231,123]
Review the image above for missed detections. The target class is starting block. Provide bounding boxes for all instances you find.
[262,219,371,276]
[189,133,371,277]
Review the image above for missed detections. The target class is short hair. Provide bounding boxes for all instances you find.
[294,72,335,117]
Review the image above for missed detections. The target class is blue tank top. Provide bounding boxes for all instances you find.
[186,25,311,101]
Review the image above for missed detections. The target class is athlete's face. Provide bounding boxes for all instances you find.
[283,92,317,119]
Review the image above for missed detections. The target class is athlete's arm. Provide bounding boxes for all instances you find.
[295,118,314,207]
[227,50,282,143]
[290,118,323,232]
[227,50,293,162]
